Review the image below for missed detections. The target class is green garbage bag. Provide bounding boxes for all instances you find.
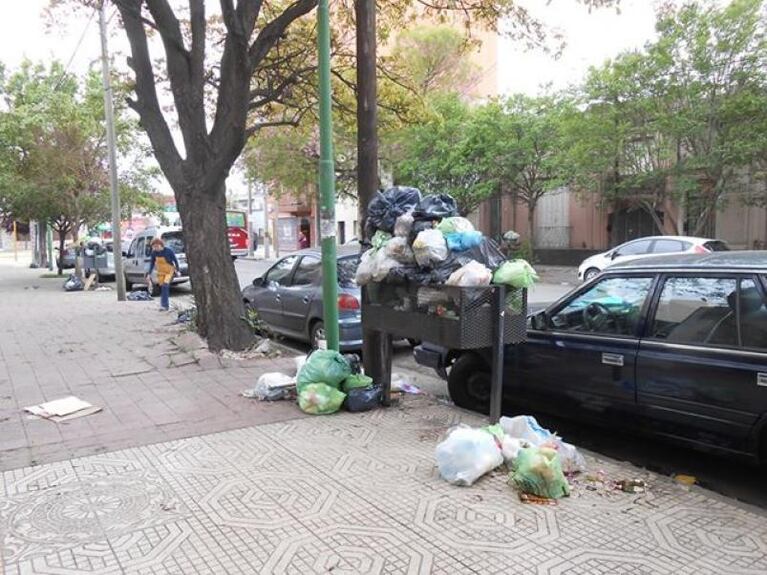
[371,230,392,251]
[342,373,374,393]
[509,446,570,499]
[493,259,539,289]
[436,216,474,234]
[297,350,352,392]
[298,383,346,415]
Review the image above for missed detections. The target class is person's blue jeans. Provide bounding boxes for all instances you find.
[160,282,170,310]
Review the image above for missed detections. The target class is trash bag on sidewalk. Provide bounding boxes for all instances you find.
[446,260,492,287]
[493,260,539,288]
[414,194,459,221]
[384,236,416,264]
[296,350,351,392]
[413,229,448,267]
[500,415,586,473]
[298,383,346,415]
[367,186,422,233]
[63,274,84,292]
[127,290,152,301]
[435,426,504,486]
[342,373,373,393]
[243,372,296,401]
[445,231,484,252]
[437,217,474,234]
[344,385,382,412]
[509,446,570,499]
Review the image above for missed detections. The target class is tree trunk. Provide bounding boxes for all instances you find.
[527,202,537,257]
[57,231,66,276]
[175,180,254,352]
[355,0,378,239]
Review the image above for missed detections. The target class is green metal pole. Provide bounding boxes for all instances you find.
[317,0,340,351]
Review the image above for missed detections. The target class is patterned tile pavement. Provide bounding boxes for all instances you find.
[1,398,766,575]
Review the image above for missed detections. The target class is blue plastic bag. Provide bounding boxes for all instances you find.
[445,231,484,252]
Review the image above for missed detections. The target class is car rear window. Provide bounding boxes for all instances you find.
[162,232,185,254]
[338,256,360,288]
[703,240,729,252]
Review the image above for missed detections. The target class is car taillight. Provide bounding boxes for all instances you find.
[338,294,360,310]
[694,245,710,254]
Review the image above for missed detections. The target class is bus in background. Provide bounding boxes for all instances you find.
[226,209,249,258]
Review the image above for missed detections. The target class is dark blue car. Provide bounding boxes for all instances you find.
[416,251,767,464]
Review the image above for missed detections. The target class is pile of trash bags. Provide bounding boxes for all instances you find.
[357,186,538,291]
[435,415,586,501]
[63,274,84,292]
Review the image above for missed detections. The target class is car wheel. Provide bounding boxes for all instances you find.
[407,338,421,347]
[310,321,326,350]
[583,267,600,282]
[448,353,491,414]
[760,428,767,469]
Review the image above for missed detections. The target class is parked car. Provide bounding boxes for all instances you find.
[122,227,189,294]
[55,245,77,269]
[415,251,767,463]
[578,235,729,282]
[242,246,363,351]
[83,240,116,281]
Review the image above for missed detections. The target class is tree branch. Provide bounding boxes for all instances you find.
[248,0,318,70]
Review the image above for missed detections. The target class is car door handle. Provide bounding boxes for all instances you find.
[275,295,281,302]
[302,296,311,304]
[602,353,624,367]
[758,373,767,387]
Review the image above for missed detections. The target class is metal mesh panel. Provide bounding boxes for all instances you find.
[362,283,527,349]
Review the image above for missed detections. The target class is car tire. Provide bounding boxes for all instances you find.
[407,338,421,347]
[583,267,600,282]
[310,321,326,350]
[448,353,491,414]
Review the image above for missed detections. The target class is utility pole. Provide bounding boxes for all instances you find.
[47,224,54,271]
[99,0,126,301]
[12,221,18,261]
[356,0,387,384]
[247,180,254,258]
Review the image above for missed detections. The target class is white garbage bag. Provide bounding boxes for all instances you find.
[355,249,376,286]
[446,260,492,287]
[501,436,524,464]
[243,372,295,401]
[371,248,400,282]
[384,236,416,264]
[412,229,448,267]
[435,426,504,486]
[394,210,415,238]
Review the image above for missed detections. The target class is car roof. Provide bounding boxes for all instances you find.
[618,235,717,244]
[606,250,767,272]
[289,245,362,259]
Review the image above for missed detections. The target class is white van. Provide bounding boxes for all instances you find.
[122,227,190,293]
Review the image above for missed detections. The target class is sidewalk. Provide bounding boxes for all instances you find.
[0,264,305,471]
[2,262,767,574]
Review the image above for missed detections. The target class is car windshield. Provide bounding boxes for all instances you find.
[162,232,185,254]
[704,240,729,252]
[338,256,360,288]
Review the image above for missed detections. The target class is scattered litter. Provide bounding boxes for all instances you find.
[94,285,112,291]
[674,474,697,486]
[344,385,382,412]
[500,415,586,473]
[220,339,282,360]
[519,493,558,506]
[509,446,570,499]
[435,425,504,486]
[24,396,101,422]
[616,479,647,493]
[127,290,152,301]
[242,373,296,401]
[391,373,422,395]
[298,383,346,415]
[175,309,194,324]
[63,275,84,292]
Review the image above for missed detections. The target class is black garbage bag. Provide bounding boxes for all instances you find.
[430,255,464,283]
[367,186,422,234]
[343,353,362,375]
[408,219,435,245]
[458,238,506,271]
[413,194,459,221]
[344,385,382,412]
[127,290,153,301]
[63,274,84,292]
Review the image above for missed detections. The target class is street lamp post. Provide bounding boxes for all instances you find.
[317,0,340,351]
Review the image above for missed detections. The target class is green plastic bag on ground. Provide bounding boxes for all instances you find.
[298,383,346,415]
[509,446,570,499]
[342,373,373,393]
[297,350,351,392]
[493,259,539,289]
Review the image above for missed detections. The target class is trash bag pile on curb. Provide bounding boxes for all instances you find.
[356,186,538,292]
[63,275,84,292]
[435,415,587,502]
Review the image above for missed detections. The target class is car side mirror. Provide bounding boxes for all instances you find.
[531,311,548,331]
[253,276,265,287]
